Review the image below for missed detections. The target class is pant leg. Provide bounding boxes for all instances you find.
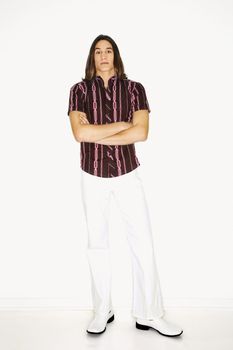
[80,170,113,314]
[110,168,165,319]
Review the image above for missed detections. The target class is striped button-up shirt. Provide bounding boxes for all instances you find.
[67,75,151,178]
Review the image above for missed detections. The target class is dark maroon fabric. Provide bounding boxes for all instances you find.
[67,75,151,178]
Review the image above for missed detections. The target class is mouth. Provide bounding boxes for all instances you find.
[101,62,109,64]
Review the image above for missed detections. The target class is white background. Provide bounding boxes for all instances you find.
[0,0,232,311]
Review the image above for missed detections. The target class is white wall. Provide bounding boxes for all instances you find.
[0,0,232,311]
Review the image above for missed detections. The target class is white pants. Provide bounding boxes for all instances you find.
[80,167,165,319]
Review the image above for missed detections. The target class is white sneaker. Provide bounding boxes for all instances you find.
[86,310,114,334]
[136,316,183,337]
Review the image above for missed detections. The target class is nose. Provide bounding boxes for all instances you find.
[100,51,107,59]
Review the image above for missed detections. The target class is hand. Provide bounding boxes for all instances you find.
[79,112,90,124]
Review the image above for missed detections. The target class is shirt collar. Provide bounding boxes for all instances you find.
[95,74,118,80]
[93,74,118,88]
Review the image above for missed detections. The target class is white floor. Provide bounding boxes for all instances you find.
[0,308,233,350]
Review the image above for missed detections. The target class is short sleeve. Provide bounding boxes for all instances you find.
[67,83,86,116]
[131,82,151,114]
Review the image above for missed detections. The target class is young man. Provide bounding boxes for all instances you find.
[67,34,183,337]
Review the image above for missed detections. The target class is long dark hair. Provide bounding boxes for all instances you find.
[82,34,128,81]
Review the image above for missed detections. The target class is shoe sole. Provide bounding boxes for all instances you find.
[136,322,183,337]
[86,314,114,334]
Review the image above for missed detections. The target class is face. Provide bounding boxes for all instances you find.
[94,40,115,75]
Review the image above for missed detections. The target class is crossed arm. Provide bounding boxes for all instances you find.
[96,111,148,145]
[69,110,149,145]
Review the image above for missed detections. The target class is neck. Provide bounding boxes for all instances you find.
[95,69,116,87]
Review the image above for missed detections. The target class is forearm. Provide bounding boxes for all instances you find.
[79,122,129,142]
[95,125,145,145]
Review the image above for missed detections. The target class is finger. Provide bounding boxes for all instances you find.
[82,117,89,124]
[80,117,88,123]
[79,114,88,120]
[80,118,88,124]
